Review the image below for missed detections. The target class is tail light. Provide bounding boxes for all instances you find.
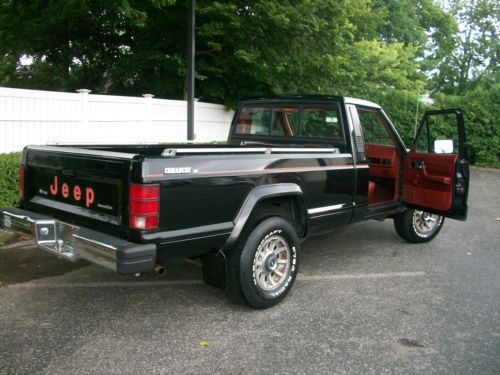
[19,164,25,200]
[129,184,160,230]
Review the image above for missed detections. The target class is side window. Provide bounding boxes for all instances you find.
[416,122,430,153]
[415,113,459,154]
[234,107,272,135]
[301,107,342,138]
[357,108,395,146]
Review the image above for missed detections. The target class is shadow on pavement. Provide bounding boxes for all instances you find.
[0,236,89,286]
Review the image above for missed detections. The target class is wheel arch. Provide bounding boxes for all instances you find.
[222,183,307,252]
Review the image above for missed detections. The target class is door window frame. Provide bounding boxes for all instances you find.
[413,109,467,160]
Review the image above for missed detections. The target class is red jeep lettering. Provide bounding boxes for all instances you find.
[50,176,58,195]
[85,187,95,207]
[61,183,69,198]
[48,175,95,207]
[73,185,81,201]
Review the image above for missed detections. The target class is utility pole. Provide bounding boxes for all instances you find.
[187,0,195,141]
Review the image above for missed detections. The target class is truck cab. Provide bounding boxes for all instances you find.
[229,96,469,224]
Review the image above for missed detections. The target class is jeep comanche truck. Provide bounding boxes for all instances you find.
[0,95,469,308]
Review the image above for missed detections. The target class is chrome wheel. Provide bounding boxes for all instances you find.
[234,217,300,309]
[412,210,442,237]
[253,234,290,291]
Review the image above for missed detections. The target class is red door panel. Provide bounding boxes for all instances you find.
[403,109,469,220]
[365,144,398,179]
[403,152,457,212]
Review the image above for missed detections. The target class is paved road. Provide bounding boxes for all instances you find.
[0,169,499,375]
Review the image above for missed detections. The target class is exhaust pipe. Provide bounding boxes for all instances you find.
[154,264,166,277]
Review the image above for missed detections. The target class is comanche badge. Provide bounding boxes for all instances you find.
[164,167,197,175]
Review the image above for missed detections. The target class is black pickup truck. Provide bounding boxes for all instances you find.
[0,95,469,308]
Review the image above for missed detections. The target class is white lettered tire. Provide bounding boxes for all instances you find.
[228,216,300,309]
[394,209,445,243]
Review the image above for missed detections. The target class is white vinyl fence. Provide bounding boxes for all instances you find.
[0,87,234,153]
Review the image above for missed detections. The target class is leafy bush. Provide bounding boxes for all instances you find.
[0,152,21,207]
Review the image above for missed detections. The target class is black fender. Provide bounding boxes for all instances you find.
[201,183,306,290]
[222,183,305,252]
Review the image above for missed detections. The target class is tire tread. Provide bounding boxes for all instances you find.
[393,209,444,243]
[226,215,299,309]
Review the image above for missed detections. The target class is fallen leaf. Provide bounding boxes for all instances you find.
[199,341,209,347]
[19,236,31,241]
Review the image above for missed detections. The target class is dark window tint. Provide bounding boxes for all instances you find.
[271,108,300,136]
[357,108,394,146]
[234,105,343,141]
[301,108,341,138]
[234,107,272,135]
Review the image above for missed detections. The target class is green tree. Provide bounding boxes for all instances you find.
[0,0,176,93]
[194,0,370,105]
[194,0,446,108]
[431,0,499,94]
[0,0,449,104]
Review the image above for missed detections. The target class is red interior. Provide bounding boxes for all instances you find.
[235,117,252,134]
[280,112,293,136]
[365,143,457,211]
[403,152,457,212]
[365,143,399,205]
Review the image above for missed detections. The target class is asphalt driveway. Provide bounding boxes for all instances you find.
[0,168,499,375]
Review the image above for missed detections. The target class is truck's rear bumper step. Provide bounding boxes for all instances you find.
[0,208,156,274]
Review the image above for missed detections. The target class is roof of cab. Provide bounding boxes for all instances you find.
[240,95,381,109]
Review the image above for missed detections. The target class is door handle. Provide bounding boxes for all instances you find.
[422,164,451,184]
[411,160,424,169]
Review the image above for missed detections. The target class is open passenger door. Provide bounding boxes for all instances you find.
[403,109,469,220]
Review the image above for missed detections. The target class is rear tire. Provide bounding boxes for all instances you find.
[394,209,444,243]
[227,216,300,309]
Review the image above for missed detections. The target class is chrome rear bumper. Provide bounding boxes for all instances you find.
[0,207,156,274]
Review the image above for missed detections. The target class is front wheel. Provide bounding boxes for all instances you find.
[394,209,444,243]
[227,216,300,309]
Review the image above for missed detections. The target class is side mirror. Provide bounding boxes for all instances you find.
[434,139,454,154]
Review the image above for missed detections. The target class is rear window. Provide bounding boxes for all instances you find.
[235,107,273,136]
[301,108,341,138]
[234,105,343,141]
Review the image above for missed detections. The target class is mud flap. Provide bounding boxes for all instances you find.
[200,250,227,289]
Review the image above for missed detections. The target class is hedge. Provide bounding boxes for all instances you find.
[0,152,21,207]
[435,83,500,168]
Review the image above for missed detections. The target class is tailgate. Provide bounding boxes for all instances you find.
[22,146,137,236]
